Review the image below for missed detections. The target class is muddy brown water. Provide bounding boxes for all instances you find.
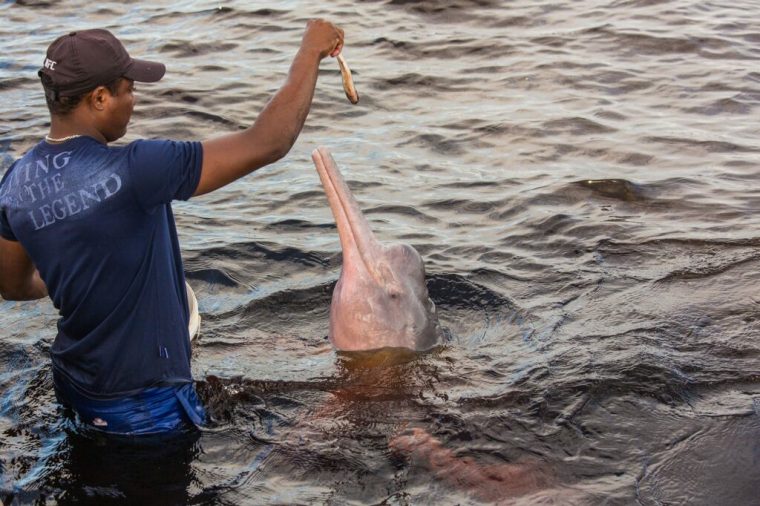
[1,1,759,504]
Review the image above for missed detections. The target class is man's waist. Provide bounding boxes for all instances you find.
[53,368,205,435]
[51,361,190,401]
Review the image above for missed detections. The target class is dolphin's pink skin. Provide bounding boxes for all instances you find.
[311,147,440,351]
[390,428,552,502]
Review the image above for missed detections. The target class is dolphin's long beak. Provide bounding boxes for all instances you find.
[312,147,387,283]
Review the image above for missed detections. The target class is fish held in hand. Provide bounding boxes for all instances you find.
[336,54,359,104]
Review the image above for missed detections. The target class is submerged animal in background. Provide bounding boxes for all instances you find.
[311,147,440,351]
[390,427,554,502]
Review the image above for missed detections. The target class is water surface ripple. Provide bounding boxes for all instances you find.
[1,0,759,504]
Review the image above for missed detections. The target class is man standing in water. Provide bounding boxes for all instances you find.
[0,20,344,434]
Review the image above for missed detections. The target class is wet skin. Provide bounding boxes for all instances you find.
[311,147,440,351]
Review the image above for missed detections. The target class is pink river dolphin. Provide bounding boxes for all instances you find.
[311,147,441,352]
[311,148,559,501]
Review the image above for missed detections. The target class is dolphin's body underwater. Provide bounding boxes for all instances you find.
[311,147,440,352]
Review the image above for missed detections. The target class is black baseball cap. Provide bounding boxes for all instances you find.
[38,29,166,98]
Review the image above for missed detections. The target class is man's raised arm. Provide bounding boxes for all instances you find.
[194,19,344,197]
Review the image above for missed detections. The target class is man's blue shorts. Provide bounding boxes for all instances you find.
[54,373,206,436]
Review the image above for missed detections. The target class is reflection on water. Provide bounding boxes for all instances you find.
[2,0,760,504]
[55,430,200,505]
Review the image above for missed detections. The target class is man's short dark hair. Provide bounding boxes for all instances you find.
[39,74,122,116]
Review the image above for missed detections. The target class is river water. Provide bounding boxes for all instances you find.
[1,0,759,504]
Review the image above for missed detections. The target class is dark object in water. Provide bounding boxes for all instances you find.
[575,178,645,202]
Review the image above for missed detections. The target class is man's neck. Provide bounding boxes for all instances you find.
[48,115,107,144]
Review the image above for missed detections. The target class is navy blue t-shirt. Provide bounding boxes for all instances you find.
[0,136,202,398]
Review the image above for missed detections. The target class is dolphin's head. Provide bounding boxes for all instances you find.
[330,241,440,351]
[312,147,440,352]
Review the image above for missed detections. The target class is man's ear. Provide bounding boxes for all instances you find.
[89,86,110,111]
